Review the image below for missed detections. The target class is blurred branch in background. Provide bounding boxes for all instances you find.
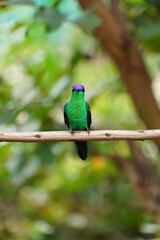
[1,129,160,142]
[111,141,160,223]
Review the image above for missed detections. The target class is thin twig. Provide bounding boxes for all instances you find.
[0,130,160,142]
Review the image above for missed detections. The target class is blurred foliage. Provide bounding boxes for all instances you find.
[0,0,160,239]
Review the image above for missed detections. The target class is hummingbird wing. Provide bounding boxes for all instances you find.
[64,103,70,129]
[86,102,92,129]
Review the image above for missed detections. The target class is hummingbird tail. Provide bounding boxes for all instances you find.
[75,141,87,160]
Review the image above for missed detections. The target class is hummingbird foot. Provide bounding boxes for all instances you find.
[69,129,75,135]
[86,128,90,135]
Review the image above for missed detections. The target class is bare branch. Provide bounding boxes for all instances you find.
[0,130,160,142]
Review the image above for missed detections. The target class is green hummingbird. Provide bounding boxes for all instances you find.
[64,84,92,160]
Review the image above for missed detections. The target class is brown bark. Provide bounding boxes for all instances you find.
[78,0,160,149]
[1,129,160,142]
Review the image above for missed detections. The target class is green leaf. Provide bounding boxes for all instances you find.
[138,21,160,50]
[0,0,34,6]
[74,13,102,30]
[33,0,56,7]
[0,109,19,124]
[36,143,54,165]
[35,7,65,31]
[6,152,39,185]
[145,0,160,6]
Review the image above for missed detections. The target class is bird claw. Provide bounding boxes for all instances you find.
[86,128,90,135]
[70,129,90,135]
[69,129,75,135]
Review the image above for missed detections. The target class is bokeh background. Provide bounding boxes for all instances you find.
[1,0,160,239]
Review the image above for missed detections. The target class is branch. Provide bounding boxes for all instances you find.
[1,130,160,142]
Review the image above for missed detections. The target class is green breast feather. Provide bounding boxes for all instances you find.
[65,101,88,130]
[64,91,91,130]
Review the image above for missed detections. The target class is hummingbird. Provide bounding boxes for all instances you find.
[64,84,92,160]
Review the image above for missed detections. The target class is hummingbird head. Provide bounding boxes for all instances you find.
[72,84,85,92]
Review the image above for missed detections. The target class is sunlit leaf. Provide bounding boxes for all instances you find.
[33,0,57,7]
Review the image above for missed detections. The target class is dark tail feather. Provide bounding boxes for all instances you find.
[75,141,87,160]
